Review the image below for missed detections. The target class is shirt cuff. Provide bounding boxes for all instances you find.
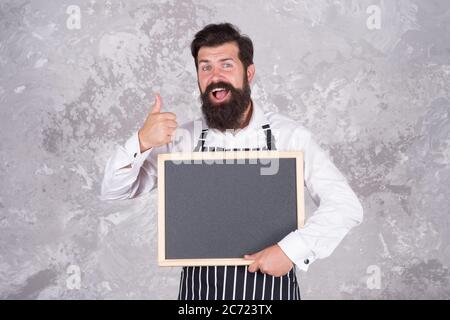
[278,231,316,272]
[115,131,152,172]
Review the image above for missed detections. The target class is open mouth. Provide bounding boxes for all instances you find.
[210,87,230,103]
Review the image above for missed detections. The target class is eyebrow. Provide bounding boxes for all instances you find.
[198,58,234,64]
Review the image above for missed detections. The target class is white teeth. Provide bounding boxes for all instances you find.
[212,88,225,92]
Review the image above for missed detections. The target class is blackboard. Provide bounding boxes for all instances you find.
[157,151,304,266]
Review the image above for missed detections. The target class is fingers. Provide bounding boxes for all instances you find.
[248,261,260,273]
[151,93,162,114]
[158,112,176,120]
[245,253,259,273]
[163,119,178,128]
[166,127,177,138]
[154,118,177,144]
[249,261,270,275]
[158,121,177,139]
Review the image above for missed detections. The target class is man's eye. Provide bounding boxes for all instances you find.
[201,65,211,72]
[223,63,232,68]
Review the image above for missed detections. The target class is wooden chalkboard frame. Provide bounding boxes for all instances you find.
[157,151,305,267]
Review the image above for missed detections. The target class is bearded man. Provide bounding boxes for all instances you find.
[101,23,363,300]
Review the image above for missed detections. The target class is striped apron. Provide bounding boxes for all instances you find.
[177,123,301,300]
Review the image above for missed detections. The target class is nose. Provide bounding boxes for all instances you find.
[210,66,224,83]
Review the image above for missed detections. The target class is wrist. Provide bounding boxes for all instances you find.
[138,129,153,153]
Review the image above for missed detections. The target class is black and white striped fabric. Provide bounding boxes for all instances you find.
[178,265,300,300]
[177,124,301,300]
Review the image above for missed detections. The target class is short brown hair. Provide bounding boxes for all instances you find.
[191,23,254,70]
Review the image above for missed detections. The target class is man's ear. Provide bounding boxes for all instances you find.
[247,64,255,84]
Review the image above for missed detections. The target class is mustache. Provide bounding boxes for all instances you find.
[200,78,251,132]
[204,81,235,95]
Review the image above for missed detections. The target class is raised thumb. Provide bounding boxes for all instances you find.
[150,93,162,114]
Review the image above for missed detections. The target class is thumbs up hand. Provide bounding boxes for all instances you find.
[138,94,178,152]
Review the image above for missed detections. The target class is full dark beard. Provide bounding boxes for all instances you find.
[200,79,251,132]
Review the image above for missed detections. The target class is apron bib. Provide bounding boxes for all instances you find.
[178,124,300,300]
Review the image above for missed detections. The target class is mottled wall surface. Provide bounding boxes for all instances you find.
[0,0,449,299]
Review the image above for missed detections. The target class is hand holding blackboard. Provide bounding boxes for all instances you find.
[244,244,294,277]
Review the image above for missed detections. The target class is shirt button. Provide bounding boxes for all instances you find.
[134,153,137,158]
[304,259,309,265]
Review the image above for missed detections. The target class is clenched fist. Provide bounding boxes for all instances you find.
[138,94,178,152]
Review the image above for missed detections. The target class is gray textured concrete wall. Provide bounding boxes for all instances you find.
[0,0,449,299]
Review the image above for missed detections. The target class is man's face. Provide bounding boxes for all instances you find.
[197,42,249,99]
[197,42,255,131]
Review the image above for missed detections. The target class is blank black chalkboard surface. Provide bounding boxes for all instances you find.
[157,151,304,266]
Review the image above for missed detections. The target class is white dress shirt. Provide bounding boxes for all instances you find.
[100,103,363,272]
